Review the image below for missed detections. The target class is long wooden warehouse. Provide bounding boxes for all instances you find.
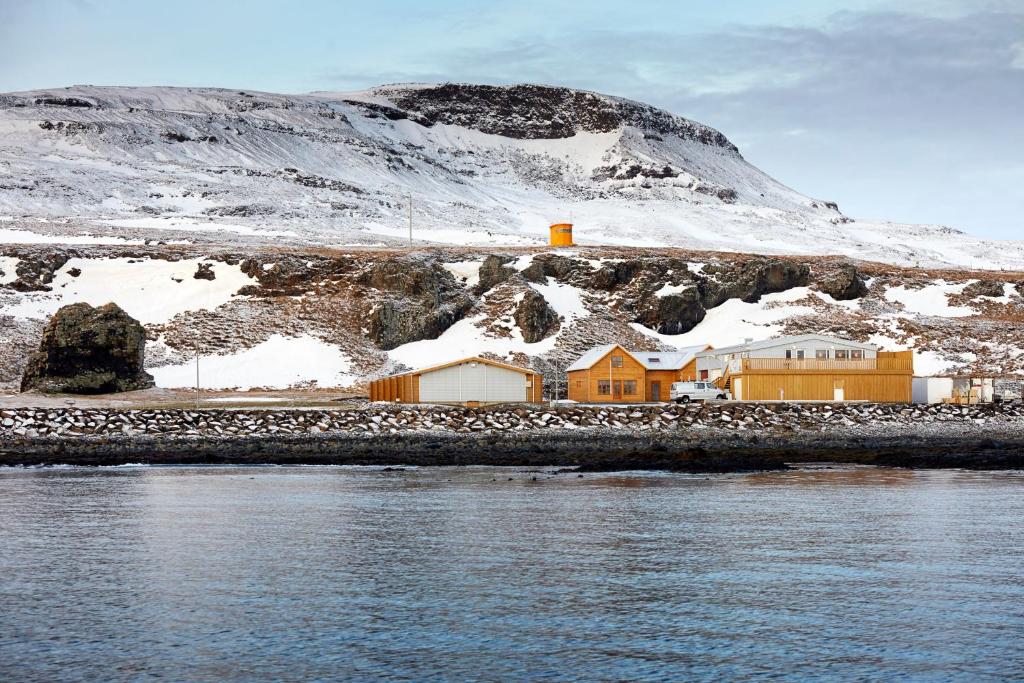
[369,357,544,406]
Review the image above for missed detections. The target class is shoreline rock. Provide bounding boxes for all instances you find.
[1,402,1022,470]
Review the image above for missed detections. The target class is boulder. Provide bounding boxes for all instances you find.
[520,253,579,284]
[193,262,216,280]
[20,302,155,394]
[635,286,706,334]
[818,264,868,300]
[514,289,560,343]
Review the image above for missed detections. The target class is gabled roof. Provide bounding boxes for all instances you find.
[566,344,627,372]
[698,334,877,356]
[389,356,538,378]
[566,344,711,372]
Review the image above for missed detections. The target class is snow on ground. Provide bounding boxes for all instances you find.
[149,334,355,390]
[0,257,19,285]
[100,217,297,238]
[529,277,589,325]
[4,257,254,324]
[884,281,975,317]
[654,282,690,298]
[630,288,817,349]
[442,260,484,288]
[0,227,144,245]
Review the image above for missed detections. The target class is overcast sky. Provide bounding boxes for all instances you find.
[1,0,1021,239]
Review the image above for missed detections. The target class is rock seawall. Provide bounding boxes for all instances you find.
[2,402,1023,469]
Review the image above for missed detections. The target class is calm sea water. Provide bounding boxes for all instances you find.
[1,465,1023,682]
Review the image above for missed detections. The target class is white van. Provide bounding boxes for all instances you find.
[670,381,730,403]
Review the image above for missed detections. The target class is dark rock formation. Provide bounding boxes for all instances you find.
[20,302,154,394]
[515,289,560,343]
[194,263,216,280]
[699,258,810,308]
[963,280,1006,298]
[817,264,868,300]
[520,253,579,284]
[8,253,71,291]
[474,255,516,294]
[384,84,739,151]
[590,260,644,290]
[635,287,706,334]
[363,255,474,349]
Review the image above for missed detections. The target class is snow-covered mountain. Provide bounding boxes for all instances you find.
[1,83,1021,269]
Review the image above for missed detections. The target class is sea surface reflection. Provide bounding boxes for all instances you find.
[1,465,1022,681]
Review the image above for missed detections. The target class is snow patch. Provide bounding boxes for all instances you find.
[884,281,975,318]
[4,257,254,325]
[0,257,20,285]
[150,335,355,390]
[442,260,484,288]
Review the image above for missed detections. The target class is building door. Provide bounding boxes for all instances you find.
[651,381,661,402]
[613,380,623,400]
[833,379,845,402]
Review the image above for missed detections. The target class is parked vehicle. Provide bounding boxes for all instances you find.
[994,390,1022,405]
[670,381,730,403]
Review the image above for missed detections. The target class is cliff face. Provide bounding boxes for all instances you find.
[2,244,1022,392]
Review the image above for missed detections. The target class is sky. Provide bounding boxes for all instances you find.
[1,0,1021,239]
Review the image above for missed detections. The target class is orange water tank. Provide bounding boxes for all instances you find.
[549,223,574,247]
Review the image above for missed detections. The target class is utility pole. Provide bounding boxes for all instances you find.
[408,193,413,243]
[194,338,200,410]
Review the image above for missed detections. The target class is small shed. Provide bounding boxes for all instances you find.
[369,357,543,406]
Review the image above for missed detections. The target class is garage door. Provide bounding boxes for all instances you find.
[419,362,528,403]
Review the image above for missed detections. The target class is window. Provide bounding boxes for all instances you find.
[623,380,637,395]
[648,357,660,364]
[611,355,624,368]
[598,380,610,395]
[797,350,805,360]
[835,350,849,360]
[785,350,792,359]
[815,349,829,360]
[851,350,864,360]
[575,380,582,388]
[699,370,709,380]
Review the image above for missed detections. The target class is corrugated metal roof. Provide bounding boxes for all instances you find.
[701,334,877,356]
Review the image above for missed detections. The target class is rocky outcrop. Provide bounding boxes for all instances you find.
[635,287,706,334]
[20,303,155,394]
[963,280,1006,298]
[590,260,644,290]
[193,262,216,280]
[364,255,474,349]
[515,289,560,342]
[520,253,580,284]
[7,252,70,291]
[817,264,868,300]
[382,84,739,151]
[474,255,516,294]
[699,258,810,308]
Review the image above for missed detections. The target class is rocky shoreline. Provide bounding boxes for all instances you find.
[2,401,1023,470]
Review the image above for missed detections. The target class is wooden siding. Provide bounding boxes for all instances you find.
[370,367,542,405]
[735,351,914,402]
[567,346,648,403]
[568,354,700,403]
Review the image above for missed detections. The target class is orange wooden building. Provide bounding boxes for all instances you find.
[565,344,710,403]
[369,357,543,406]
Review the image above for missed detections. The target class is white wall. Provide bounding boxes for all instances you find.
[420,362,529,403]
[710,340,877,362]
[912,377,954,404]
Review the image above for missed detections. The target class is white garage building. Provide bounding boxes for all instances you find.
[369,357,544,406]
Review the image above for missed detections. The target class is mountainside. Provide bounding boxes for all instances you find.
[2,243,1022,394]
[1,83,1021,268]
